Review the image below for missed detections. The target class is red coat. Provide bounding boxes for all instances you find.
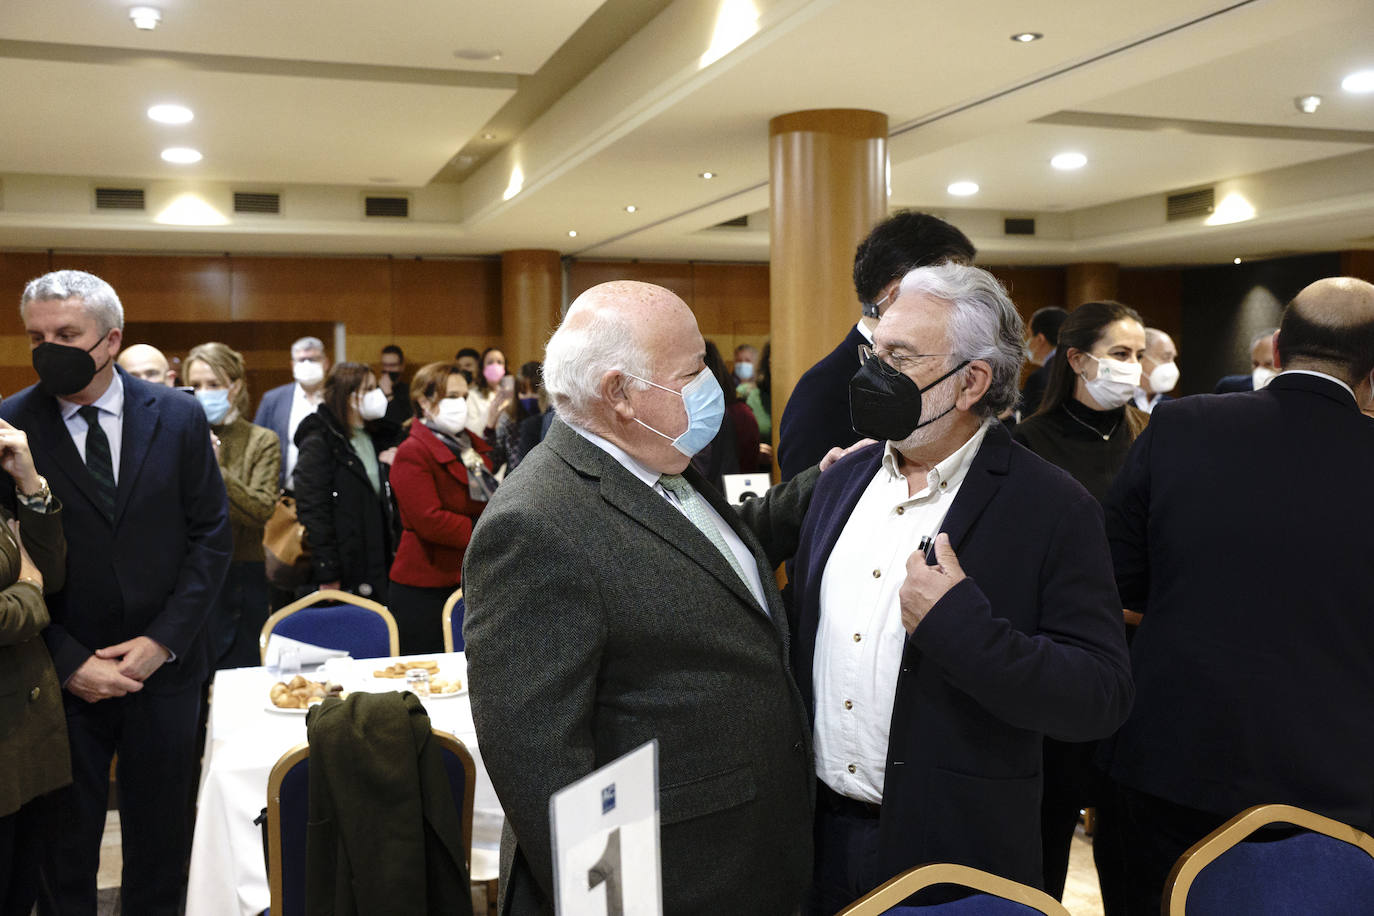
[388,421,492,588]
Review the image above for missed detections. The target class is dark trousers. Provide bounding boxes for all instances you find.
[1040,738,1128,914]
[215,561,271,669]
[388,581,457,655]
[38,687,201,916]
[1115,784,1232,916]
[0,791,57,916]
[804,782,883,916]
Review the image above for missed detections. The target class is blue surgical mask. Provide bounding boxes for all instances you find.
[624,367,725,457]
[196,388,231,424]
[735,362,755,381]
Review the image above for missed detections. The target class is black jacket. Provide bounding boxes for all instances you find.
[292,407,394,601]
[778,325,868,481]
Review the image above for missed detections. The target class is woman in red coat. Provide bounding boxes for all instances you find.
[388,361,496,653]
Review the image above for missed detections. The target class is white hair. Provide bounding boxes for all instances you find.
[543,299,654,428]
[291,336,325,358]
[898,262,1026,418]
[20,270,124,333]
[1250,328,1278,351]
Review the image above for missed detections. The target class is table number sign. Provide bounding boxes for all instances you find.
[551,740,662,916]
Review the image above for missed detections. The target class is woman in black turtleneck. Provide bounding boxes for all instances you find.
[1011,299,1148,916]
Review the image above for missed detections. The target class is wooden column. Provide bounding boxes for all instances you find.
[768,109,888,460]
[500,250,562,367]
[1065,262,1120,308]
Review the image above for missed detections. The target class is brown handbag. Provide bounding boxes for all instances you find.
[263,493,311,590]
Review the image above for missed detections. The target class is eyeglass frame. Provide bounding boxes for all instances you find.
[857,343,955,377]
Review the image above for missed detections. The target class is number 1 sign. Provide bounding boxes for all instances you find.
[550,740,663,916]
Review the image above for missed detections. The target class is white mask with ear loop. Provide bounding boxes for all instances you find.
[357,387,388,421]
[1081,354,1141,409]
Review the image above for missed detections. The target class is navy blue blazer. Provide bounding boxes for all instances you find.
[1019,361,1052,416]
[1105,373,1374,829]
[777,326,867,481]
[789,422,1132,890]
[254,382,294,488]
[1213,373,1253,393]
[0,369,232,691]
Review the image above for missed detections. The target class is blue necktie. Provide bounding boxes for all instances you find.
[78,405,116,520]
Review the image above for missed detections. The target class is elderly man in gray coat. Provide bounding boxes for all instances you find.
[464,280,834,915]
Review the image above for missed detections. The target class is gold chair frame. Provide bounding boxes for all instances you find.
[441,587,463,654]
[835,862,1071,916]
[1164,802,1374,914]
[259,588,399,663]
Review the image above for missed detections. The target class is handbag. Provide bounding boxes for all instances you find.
[263,493,311,590]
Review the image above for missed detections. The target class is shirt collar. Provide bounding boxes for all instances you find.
[565,419,664,489]
[856,321,875,346]
[1279,369,1355,400]
[880,416,993,496]
[59,370,124,422]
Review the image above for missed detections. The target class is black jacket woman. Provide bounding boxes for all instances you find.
[293,362,395,602]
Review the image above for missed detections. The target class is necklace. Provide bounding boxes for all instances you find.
[1062,404,1118,441]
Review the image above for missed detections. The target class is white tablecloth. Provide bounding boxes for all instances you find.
[186,653,503,916]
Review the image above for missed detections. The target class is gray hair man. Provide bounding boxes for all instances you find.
[1134,328,1179,413]
[1214,327,1279,393]
[463,280,840,914]
[253,335,331,487]
[788,262,1133,911]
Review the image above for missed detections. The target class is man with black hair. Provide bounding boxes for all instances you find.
[1104,276,1374,916]
[1019,306,1069,417]
[777,211,975,480]
[453,347,481,385]
[377,344,412,437]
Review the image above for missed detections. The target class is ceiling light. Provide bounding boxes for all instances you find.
[1234,257,1242,264]
[1050,152,1087,171]
[481,132,496,141]
[1011,32,1042,43]
[1341,70,1374,94]
[453,48,503,62]
[161,147,202,164]
[1205,193,1255,226]
[946,181,979,197]
[624,204,638,213]
[699,171,716,179]
[129,6,161,30]
[567,230,578,238]
[147,104,193,124]
[1294,95,1322,114]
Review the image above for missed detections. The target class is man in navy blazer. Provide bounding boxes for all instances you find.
[1104,278,1374,916]
[0,270,231,916]
[789,263,1132,912]
[254,335,329,488]
[777,211,975,480]
[1212,326,1278,393]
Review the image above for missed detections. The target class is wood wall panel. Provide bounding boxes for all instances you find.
[0,252,52,334]
[230,256,392,333]
[1065,262,1120,308]
[1340,250,1374,283]
[985,266,1067,324]
[1117,268,1183,346]
[389,258,502,337]
[51,255,231,322]
[567,261,695,306]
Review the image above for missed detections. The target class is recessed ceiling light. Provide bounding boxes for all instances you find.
[453,48,503,62]
[481,132,496,141]
[567,230,578,238]
[1234,257,1242,264]
[1011,32,1042,43]
[946,181,979,197]
[624,204,638,213]
[1341,70,1374,93]
[1205,193,1255,226]
[1294,95,1322,114]
[161,147,202,164]
[1050,152,1087,171]
[147,104,193,124]
[129,6,161,30]
[699,171,716,179]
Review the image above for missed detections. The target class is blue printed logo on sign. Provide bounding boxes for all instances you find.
[601,784,616,815]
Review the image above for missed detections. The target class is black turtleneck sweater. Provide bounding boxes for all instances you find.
[1011,400,1145,504]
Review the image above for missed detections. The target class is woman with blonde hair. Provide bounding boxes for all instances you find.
[185,342,280,667]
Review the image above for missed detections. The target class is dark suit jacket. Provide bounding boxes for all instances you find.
[462,418,817,916]
[0,369,232,692]
[1213,373,1253,393]
[1105,373,1374,828]
[789,422,1133,891]
[254,382,295,488]
[778,325,867,481]
[1019,361,1052,416]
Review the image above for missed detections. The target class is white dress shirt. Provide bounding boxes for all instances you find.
[1132,389,1165,413]
[566,420,768,610]
[58,371,125,480]
[813,418,992,803]
[285,383,322,487]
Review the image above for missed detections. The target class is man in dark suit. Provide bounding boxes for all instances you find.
[788,263,1133,913]
[253,335,329,488]
[1019,306,1068,417]
[777,211,975,480]
[1212,326,1277,393]
[1104,277,1374,916]
[0,270,231,915]
[463,280,833,915]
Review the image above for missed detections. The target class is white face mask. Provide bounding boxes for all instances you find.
[1147,361,1180,394]
[293,358,324,386]
[1081,354,1142,410]
[356,387,387,421]
[1252,367,1277,390]
[431,397,468,436]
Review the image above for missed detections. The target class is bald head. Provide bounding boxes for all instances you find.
[1277,277,1374,385]
[118,343,175,386]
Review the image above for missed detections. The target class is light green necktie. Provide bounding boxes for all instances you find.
[658,473,753,590]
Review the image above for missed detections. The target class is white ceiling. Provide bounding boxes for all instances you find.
[0,0,1371,266]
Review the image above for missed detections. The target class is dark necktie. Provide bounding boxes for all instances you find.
[78,405,116,520]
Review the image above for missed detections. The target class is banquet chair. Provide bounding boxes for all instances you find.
[1164,803,1374,915]
[259,588,399,663]
[835,863,1071,916]
[442,587,464,653]
[265,729,477,916]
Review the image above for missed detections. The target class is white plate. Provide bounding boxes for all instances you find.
[264,702,313,715]
[425,685,468,699]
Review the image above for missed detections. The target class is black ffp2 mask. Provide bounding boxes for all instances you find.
[849,353,968,442]
[33,333,111,397]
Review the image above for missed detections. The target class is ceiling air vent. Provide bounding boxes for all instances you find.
[234,191,281,214]
[364,195,410,218]
[714,215,750,229]
[1004,217,1036,236]
[94,187,145,210]
[1166,187,1214,222]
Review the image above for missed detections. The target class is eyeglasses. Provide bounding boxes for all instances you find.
[857,344,952,376]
